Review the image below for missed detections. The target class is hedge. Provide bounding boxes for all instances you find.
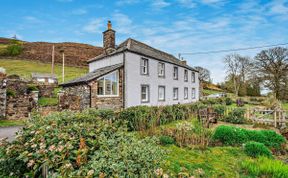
[212,125,286,150]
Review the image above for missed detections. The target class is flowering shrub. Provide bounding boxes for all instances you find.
[0,110,164,177]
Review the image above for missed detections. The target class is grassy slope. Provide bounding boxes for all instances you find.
[0,59,88,82]
[0,120,24,127]
[162,145,249,177]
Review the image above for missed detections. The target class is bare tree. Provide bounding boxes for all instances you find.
[195,66,211,82]
[224,54,252,96]
[253,47,288,99]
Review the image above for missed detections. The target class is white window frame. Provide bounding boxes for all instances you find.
[184,87,188,99]
[173,66,178,80]
[173,87,178,100]
[140,58,149,75]
[158,85,165,101]
[184,70,188,82]
[192,88,196,99]
[158,62,165,77]
[97,71,119,97]
[141,85,150,103]
[191,72,195,83]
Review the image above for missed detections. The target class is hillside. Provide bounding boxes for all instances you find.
[0,37,103,67]
[0,59,87,82]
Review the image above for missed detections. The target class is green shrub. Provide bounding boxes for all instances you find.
[97,109,115,121]
[212,126,286,150]
[0,110,164,177]
[225,97,233,105]
[212,104,225,117]
[242,156,288,177]
[6,89,16,97]
[244,142,272,158]
[27,84,39,93]
[224,108,246,124]
[5,44,23,56]
[159,135,175,145]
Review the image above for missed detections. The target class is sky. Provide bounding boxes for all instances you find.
[1,0,288,83]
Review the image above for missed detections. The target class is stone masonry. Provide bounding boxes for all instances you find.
[0,74,7,119]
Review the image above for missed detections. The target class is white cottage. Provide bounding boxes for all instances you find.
[60,21,200,110]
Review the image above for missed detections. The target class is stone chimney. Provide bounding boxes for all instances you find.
[103,20,115,54]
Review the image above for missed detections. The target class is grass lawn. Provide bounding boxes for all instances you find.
[162,145,249,177]
[0,119,24,127]
[203,89,220,95]
[0,59,88,82]
[38,97,58,107]
[283,102,288,110]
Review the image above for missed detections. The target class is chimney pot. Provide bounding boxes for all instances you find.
[107,20,112,30]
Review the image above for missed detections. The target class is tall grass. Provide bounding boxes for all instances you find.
[242,156,288,177]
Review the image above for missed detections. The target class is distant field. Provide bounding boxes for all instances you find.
[0,59,88,82]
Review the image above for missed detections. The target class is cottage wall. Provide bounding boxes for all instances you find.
[0,76,6,119]
[89,53,123,72]
[125,51,200,107]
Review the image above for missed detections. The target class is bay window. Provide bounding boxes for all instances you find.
[97,71,119,96]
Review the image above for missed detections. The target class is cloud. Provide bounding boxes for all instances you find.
[23,16,43,23]
[268,0,288,16]
[83,18,105,33]
[72,9,88,15]
[201,0,224,4]
[151,0,170,9]
[116,0,140,6]
[112,13,134,35]
[177,0,197,8]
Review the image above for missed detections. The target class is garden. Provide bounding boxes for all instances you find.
[0,97,287,177]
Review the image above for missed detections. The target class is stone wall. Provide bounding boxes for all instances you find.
[0,76,6,119]
[37,84,57,98]
[59,84,90,111]
[90,68,124,109]
[4,76,37,120]
[6,94,36,120]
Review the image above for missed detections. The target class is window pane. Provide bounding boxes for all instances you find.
[97,78,104,95]
[105,76,111,95]
[141,85,149,102]
[184,87,188,99]
[158,86,165,100]
[173,88,178,100]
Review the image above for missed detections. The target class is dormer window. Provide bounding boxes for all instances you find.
[158,62,165,77]
[184,70,188,82]
[140,58,149,75]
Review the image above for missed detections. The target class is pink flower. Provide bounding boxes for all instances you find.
[49,145,56,151]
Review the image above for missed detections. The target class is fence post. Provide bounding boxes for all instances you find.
[274,110,277,128]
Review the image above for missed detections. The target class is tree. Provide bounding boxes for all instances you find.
[253,47,288,99]
[224,54,252,96]
[195,66,211,82]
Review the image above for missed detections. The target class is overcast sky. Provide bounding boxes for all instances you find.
[1,0,288,83]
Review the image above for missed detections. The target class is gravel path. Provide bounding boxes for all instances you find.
[0,126,22,142]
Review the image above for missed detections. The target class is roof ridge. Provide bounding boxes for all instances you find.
[128,38,181,61]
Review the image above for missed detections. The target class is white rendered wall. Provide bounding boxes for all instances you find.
[125,52,200,108]
[89,53,124,72]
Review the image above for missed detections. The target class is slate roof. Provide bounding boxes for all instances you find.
[31,73,57,79]
[87,38,197,71]
[60,63,123,86]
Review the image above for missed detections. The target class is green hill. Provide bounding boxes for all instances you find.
[0,59,87,82]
